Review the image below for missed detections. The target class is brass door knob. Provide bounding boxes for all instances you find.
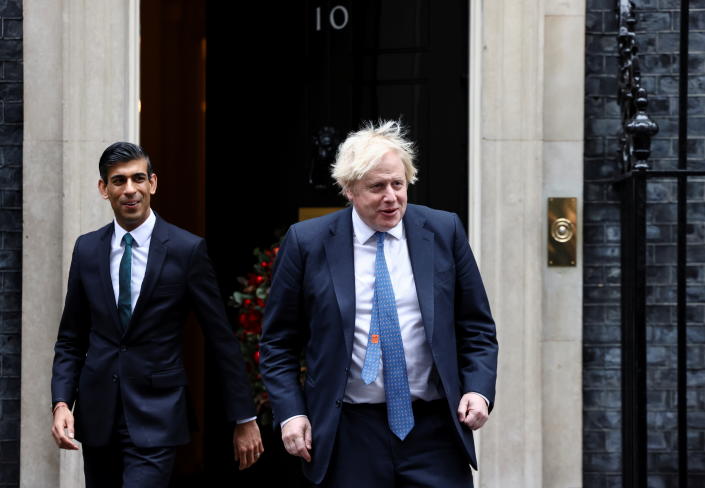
[551,218,575,243]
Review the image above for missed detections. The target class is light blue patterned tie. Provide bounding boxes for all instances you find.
[361,232,415,440]
[118,233,133,331]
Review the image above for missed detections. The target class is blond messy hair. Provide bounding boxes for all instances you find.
[331,120,418,194]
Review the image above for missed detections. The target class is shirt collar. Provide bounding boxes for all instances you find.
[351,207,404,245]
[113,209,156,247]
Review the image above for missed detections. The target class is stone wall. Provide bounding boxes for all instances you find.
[0,1,21,486]
[584,0,705,486]
[21,1,138,485]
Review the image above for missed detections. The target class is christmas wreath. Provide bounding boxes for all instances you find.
[229,242,279,423]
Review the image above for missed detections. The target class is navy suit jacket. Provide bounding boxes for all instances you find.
[260,204,498,483]
[51,215,255,448]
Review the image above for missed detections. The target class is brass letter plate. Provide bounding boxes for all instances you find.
[548,197,577,266]
[298,207,344,222]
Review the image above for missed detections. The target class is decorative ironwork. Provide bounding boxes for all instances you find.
[615,1,700,487]
[617,0,659,173]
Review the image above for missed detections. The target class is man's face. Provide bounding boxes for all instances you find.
[98,158,157,231]
[345,150,408,232]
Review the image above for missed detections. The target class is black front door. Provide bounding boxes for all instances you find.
[204,1,468,484]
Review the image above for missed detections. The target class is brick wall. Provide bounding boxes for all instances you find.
[0,0,20,486]
[585,2,625,485]
[585,1,705,486]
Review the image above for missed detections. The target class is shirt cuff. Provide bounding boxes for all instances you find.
[236,416,257,424]
[470,392,490,407]
[280,414,308,428]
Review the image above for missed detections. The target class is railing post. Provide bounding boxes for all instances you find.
[615,1,659,487]
[619,172,647,488]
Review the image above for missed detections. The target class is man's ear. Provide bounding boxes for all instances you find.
[97,179,109,199]
[149,173,158,195]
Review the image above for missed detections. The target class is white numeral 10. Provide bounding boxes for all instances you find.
[315,5,349,31]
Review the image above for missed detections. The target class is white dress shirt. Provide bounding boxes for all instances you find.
[343,208,442,403]
[110,210,156,308]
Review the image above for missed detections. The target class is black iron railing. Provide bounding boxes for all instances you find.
[615,1,702,487]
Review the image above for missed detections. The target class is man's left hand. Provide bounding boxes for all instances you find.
[233,420,264,470]
[457,392,489,430]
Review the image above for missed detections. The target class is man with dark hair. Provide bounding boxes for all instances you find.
[51,141,263,487]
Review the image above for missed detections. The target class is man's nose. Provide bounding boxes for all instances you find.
[382,185,395,200]
[124,179,136,194]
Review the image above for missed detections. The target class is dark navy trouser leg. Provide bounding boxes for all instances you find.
[318,400,473,488]
[82,402,176,488]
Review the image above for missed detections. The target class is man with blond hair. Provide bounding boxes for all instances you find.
[261,121,498,487]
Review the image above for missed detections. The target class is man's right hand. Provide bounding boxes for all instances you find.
[281,416,312,462]
[51,402,79,450]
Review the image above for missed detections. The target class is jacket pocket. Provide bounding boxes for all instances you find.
[150,368,188,388]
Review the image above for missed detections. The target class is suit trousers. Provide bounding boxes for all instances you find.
[82,399,177,488]
[318,399,474,488]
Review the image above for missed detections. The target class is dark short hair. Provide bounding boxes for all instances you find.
[99,142,152,182]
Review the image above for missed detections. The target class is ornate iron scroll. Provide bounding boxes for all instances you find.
[617,0,659,172]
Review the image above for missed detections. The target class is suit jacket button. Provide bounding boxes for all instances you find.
[335,400,342,408]
[120,345,127,352]
[112,374,118,382]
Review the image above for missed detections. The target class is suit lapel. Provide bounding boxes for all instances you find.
[128,217,169,333]
[404,206,435,344]
[98,224,122,335]
[323,208,356,358]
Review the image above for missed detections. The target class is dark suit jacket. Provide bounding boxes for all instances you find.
[260,204,498,483]
[51,215,255,448]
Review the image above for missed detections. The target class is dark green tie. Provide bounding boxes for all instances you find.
[118,233,134,330]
